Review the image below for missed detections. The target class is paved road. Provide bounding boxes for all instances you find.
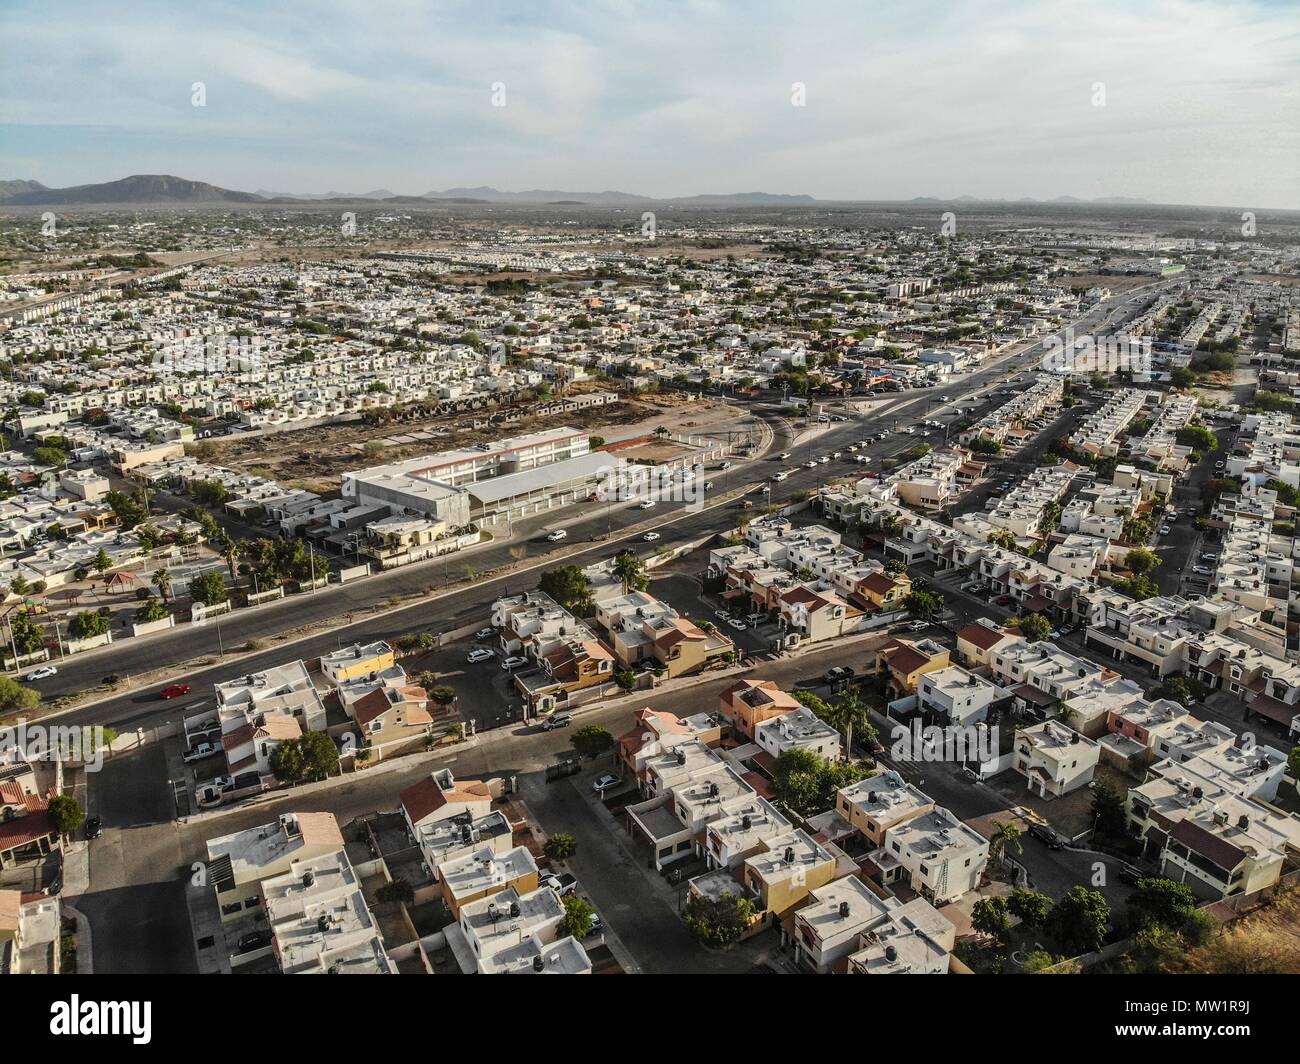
[32,283,1171,732]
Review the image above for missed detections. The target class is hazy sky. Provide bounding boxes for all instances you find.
[2,0,1298,207]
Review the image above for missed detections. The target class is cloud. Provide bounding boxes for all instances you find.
[0,0,1296,207]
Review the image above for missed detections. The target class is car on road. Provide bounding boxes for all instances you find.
[546,529,568,542]
[775,452,792,461]
[727,618,748,630]
[1117,864,1145,887]
[804,459,818,468]
[1192,565,1213,576]
[830,451,842,459]
[23,666,57,682]
[995,595,1015,607]
[592,773,620,794]
[643,531,661,542]
[467,648,495,663]
[1028,823,1065,850]
[475,627,495,641]
[182,741,221,764]
[1158,525,1171,536]
[958,767,980,784]
[823,666,856,685]
[1200,552,1219,562]
[540,712,572,731]
[817,455,829,464]
[714,609,729,619]
[638,499,656,509]
[771,471,789,482]
[160,683,191,699]
[501,656,528,670]
[84,816,102,840]
[905,620,930,632]
[237,930,273,953]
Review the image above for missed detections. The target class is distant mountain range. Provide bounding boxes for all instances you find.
[0,174,1155,208]
[0,174,820,207]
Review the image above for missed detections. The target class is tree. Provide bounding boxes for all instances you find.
[988,819,1023,863]
[0,674,39,714]
[375,878,414,906]
[820,687,875,755]
[570,726,613,759]
[92,548,112,576]
[8,612,46,656]
[47,794,84,838]
[1007,888,1052,929]
[135,598,169,624]
[190,479,229,507]
[904,587,944,621]
[68,610,110,640]
[1090,776,1127,837]
[612,668,636,691]
[559,893,595,938]
[298,731,340,780]
[269,740,306,784]
[684,891,756,948]
[105,490,147,529]
[1128,877,1199,931]
[1289,746,1300,782]
[612,551,648,594]
[1170,366,1196,389]
[1045,886,1110,955]
[1175,424,1217,452]
[1017,613,1052,642]
[151,567,172,602]
[189,571,228,606]
[428,684,456,705]
[972,896,1012,942]
[543,833,577,862]
[537,565,594,615]
[1125,547,1161,575]
[770,747,865,817]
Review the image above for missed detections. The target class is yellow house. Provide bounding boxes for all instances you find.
[319,640,396,684]
[875,637,951,699]
[742,830,837,922]
[854,570,911,612]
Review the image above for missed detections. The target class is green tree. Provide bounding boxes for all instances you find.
[1017,613,1052,642]
[972,896,1012,942]
[1128,877,1199,931]
[537,565,594,615]
[92,548,113,576]
[189,571,228,606]
[988,819,1023,863]
[770,747,864,817]
[8,612,46,656]
[904,587,944,621]
[684,891,756,948]
[135,598,169,624]
[543,833,577,862]
[105,490,147,529]
[570,726,614,759]
[0,674,40,714]
[612,551,648,594]
[151,567,172,602]
[298,731,340,780]
[1289,746,1300,782]
[1126,547,1161,575]
[1045,886,1111,955]
[269,740,306,784]
[47,794,84,838]
[559,894,595,939]
[375,878,414,906]
[1175,424,1217,452]
[1007,888,1052,929]
[1090,776,1127,837]
[68,610,110,640]
[190,479,229,507]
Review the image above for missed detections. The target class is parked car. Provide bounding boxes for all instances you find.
[182,741,220,764]
[995,595,1015,607]
[727,618,748,630]
[906,620,929,632]
[467,648,495,663]
[1117,864,1145,887]
[1028,823,1065,850]
[1192,565,1213,576]
[643,531,661,541]
[237,930,273,953]
[546,529,568,542]
[475,627,495,641]
[591,773,620,794]
[541,713,572,731]
[586,912,603,937]
[501,656,528,671]
[1158,525,1171,536]
[958,767,980,784]
[84,816,102,840]
[823,666,855,685]
[23,665,57,682]
[160,683,191,699]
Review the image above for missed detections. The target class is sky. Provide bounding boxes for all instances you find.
[1,0,1298,208]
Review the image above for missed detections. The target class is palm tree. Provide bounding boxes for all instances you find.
[988,819,1023,864]
[612,551,646,594]
[217,532,238,578]
[151,567,171,603]
[821,688,875,758]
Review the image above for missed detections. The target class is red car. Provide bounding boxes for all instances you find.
[159,683,191,699]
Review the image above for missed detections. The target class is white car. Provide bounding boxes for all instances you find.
[501,656,528,670]
[727,618,748,631]
[1159,525,1171,536]
[906,621,929,632]
[817,456,829,464]
[643,531,661,541]
[804,459,818,468]
[546,529,568,542]
[24,665,57,682]
[830,451,842,459]
[638,499,656,510]
[1193,565,1213,576]
[467,648,495,663]
[182,741,220,764]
